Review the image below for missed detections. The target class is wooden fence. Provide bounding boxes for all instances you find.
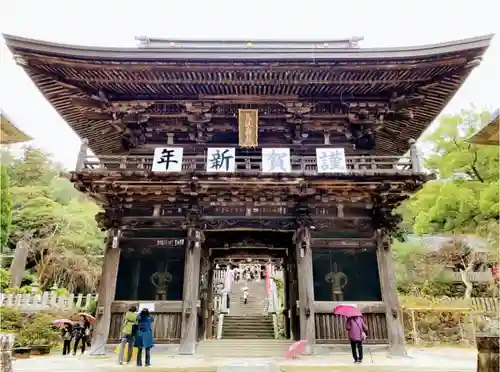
[401,297,499,346]
[0,292,98,311]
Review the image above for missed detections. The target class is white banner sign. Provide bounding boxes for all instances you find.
[316,148,347,173]
[152,147,183,172]
[138,302,155,313]
[261,148,291,173]
[206,148,236,172]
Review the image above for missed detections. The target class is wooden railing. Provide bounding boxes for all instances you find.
[109,301,183,343]
[0,292,98,311]
[81,153,416,174]
[313,301,388,344]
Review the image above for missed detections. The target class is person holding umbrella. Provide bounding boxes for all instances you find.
[61,323,73,355]
[71,313,95,355]
[53,319,73,356]
[72,315,89,355]
[333,304,369,364]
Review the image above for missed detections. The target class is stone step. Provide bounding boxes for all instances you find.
[223,324,274,330]
[224,320,273,325]
[223,315,275,339]
[222,332,274,340]
[196,339,292,357]
[223,327,274,332]
[225,316,273,320]
[223,332,274,337]
[223,328,274,333]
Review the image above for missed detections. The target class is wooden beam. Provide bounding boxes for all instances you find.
[313,301,385,313]
[111,301,183,313]
[74,94,391,106]
[66,75,429,86]
[179,228,202,355]
[376,229,406,356]
[295,227,316,354]
[24,54,469,73]
[89,231,121,354]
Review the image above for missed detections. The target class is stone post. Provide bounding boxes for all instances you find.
[409,138,421,172]
[75,138,89,171]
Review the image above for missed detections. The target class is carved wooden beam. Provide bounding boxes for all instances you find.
[313,301,385,314]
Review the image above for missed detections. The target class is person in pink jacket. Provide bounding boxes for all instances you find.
[346,315,368,363]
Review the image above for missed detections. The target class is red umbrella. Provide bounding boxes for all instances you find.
[76,313,96,324]
[333,304,362,318]
[52,319,73,327]
[285,339,308,359]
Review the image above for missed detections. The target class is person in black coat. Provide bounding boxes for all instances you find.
[61,324,73,355]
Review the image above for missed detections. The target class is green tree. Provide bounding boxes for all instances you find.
[401,109,499,240]
[5,146,105,292]
[0,164,12,251]
[397,109,499,297]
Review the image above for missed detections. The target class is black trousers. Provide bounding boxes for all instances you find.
[350,340,363,361]
[62,340,71,355]
[73,336,86,354]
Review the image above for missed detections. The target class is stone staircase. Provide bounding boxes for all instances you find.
[197,277,293,357]
[229,280,267,316]
[222,315,275,339]
[196,339,293,358]
[223,280,275,339]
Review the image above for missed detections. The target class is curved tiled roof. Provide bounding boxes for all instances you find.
[0,110,32,144]
[2,34,494,155]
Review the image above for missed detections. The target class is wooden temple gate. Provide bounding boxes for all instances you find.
[4,33,492,355]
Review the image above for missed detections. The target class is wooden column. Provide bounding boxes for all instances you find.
[295,226,316,354]
[130,260,141,301]
[199,248,210,340]
[289,249,300,341]
[283,258,291,339]
[89,229,121,355]
[376,229,406,356]
[179,228,202,355]
[205,257,215,339]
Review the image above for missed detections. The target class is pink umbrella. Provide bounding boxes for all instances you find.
[285,339,308,359]
[52,319,73,327]
[333,304,362,318]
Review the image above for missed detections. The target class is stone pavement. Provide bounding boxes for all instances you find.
[12,347,477,372]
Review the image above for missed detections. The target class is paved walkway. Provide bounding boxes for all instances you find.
[12,347,477,371]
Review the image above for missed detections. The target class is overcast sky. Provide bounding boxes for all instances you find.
[1,0,498,169]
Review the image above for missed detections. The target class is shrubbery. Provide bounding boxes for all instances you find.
[0,306,22,332]
[15,313,60,347]
[0,306,73,348]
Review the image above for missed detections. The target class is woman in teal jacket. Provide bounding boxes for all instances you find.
[118,305,137,365]
[135,308,154,367]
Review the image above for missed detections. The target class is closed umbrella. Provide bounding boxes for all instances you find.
[285,339,308,359]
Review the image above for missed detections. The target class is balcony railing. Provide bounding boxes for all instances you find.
[79,153,416,174]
